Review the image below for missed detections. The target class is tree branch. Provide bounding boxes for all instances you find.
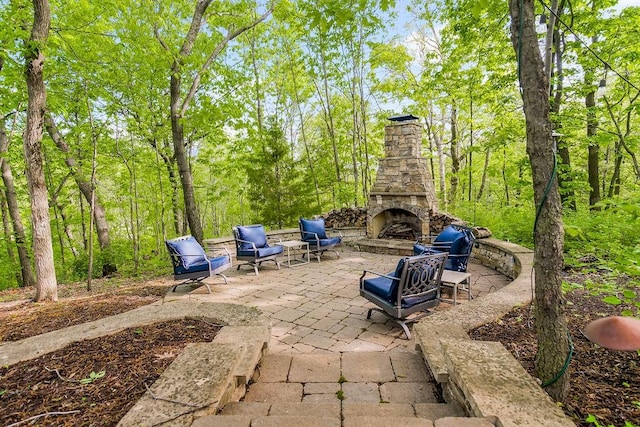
[179,6,274,117]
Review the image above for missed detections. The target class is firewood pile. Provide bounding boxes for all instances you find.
[323,207,367,228]
[377,223,418,240]
[429,210,465,234]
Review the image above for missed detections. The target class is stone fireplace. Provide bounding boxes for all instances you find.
[366,115,438,240]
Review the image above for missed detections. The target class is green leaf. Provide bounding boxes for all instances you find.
[602,296,622,305]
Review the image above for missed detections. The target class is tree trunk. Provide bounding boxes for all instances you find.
[549,8,576,211]
[24,0,57,301]
[44,113,117,276]
[0,192,21,286]
[160,1,271,243]
[585,70,600,208]
[509,0,570,401]
[477,148,490,200]
[449,102,459,205]
[0,116,36,287]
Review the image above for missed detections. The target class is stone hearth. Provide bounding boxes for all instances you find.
[367,116,438,240]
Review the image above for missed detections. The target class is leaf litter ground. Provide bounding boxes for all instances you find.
[1,273,639,426]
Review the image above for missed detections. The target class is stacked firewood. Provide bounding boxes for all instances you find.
[377,223,418,240]
[429,210,464,234]
[323,207,367,228]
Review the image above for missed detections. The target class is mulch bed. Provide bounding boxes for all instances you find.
[0,285,167,342]
[470,283,640,427]
[0,318,221,427]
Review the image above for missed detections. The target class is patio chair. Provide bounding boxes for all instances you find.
[359,252,448,339]
[413,224,475,272]
[299,217,342,262]
[233,224,283,275]
[165,235,232,294]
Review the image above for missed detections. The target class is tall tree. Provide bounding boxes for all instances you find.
[509,0,570,400]
[0,115,36,288]
[157,0,272,243]
[44,113,117,276]
[24,0,57,301]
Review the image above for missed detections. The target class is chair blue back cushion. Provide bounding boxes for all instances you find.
[362,258,405,302]
[166,236,207,270]
[172,256,229,276]
[414,225,474,272]
[300,218,328,240]
[236,225,268,250]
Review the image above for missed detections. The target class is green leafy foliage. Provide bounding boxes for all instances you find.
[79,370,106,385]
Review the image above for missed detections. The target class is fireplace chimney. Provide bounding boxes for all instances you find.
[366,115,438,240]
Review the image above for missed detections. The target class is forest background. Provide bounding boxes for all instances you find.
[1,0,639,296]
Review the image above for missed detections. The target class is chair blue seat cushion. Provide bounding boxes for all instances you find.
[362,259,406,302]
[300,218,328,239]
[309,236,342,247]
[238,245,283,258]
[173,256,229,276]
[363,276,399,302]
[401,289,438,308]
[166,236,207,269]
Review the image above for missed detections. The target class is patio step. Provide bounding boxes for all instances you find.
[193,401,485,426]
[190,352,495,426]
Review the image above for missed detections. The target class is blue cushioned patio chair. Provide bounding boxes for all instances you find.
[233,225,283,275]
[165,235,232,294]
[299,217,342,262]
[413,224,475,273]
[359,252,448,339]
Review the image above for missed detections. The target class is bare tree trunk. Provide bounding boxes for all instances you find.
[319,45,341,183]
[509,0,570,401]
[585,72,600,208]
[449,102,459,205]
[603,93,640,181]
[24,0,57,302]
[287,51,321,211]
[0,192,21,286]
[157,1,272,243]
[0,115,36,287]
[502,147,510,205]
[477,148,490,200]
[468,97,473,202]
[44,113,117,276]
[549,6,576,210]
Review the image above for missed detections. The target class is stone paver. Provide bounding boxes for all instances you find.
[219,402,271,416]
[341,352,396,383]
[288,353,341,382]
[255,354,291,383]
[341,382,380,403]
[188,251,509,354]
[243,383,303,402]
[390,352,431,383]
[379,382,440,404]
[269,402,340,417]
[342,403,416,418]
[344,416,434,427]
[252,416,340,427]
[192,415,252,427]
[414,403,465,420]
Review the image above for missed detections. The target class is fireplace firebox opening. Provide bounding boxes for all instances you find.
[371,209,422,240]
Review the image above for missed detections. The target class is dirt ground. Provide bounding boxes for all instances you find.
[471,270,640,427]
[0,280,222,427]
[0,273,638,426]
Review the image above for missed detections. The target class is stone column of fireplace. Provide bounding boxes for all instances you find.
[366,117,438,239]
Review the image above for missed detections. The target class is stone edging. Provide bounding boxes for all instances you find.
[0,300,271,427]
[414,238,576,426]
